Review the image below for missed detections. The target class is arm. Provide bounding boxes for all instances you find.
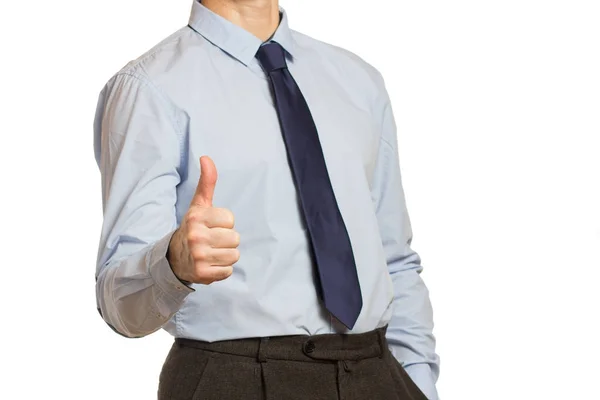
[371,76,440,399]
[93,72,194,338]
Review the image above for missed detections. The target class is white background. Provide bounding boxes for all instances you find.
[1,0,599,399]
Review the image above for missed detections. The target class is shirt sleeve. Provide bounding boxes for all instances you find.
[93,72,194,338]
[371,75,440,399]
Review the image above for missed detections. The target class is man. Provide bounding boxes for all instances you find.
[94,0,440,398]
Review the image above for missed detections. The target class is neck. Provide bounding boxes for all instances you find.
[202,0,280,42]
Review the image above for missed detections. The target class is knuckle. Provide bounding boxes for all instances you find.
[192,263,211,283]
[186,229,208,244]
[192,261,205,273]
[198,250,209,261]
[184,211,201,225]
[186,231,199,243]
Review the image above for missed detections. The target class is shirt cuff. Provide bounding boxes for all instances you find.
[148,230,195,305]
[403,363,439,400]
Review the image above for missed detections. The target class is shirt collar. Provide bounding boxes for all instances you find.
[188,0,297,66]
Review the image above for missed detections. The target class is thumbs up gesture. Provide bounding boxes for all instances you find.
[168,156,240,285]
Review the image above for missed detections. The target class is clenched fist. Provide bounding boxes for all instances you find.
[167,156,240,285]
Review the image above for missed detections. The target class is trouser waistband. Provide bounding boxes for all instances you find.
[175,326,388,363]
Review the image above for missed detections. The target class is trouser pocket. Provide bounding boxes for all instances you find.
[384,350,430,400]
[158,341,213,400]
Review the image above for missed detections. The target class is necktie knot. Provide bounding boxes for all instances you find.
[256,42,287,73]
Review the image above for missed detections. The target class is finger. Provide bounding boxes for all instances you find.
[202,207,235,229]
[210,266,234,282]
[192,155,217,208]
[191,247,240,266]
[209,248,240,266]
[195,265,233,284]
[208,228,240,248]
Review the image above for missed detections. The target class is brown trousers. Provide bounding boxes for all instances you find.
[158,326,428,400]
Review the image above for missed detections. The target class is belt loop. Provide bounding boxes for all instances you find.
[257,337,269,363]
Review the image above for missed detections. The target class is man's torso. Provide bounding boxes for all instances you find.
[102,4,394,341]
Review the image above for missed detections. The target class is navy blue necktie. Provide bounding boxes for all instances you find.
[256,42,363,329]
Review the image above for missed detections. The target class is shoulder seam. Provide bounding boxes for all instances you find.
[120,27,189,74]
[112,71,186,163]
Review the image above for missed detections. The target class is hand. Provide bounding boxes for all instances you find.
[168,156,240,284]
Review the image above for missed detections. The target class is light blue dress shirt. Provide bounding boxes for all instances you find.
[93,1,439,398]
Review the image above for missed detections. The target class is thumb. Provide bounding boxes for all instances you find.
[192,155,217,207]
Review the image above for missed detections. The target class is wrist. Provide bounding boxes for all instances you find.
[167,228,188,283]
